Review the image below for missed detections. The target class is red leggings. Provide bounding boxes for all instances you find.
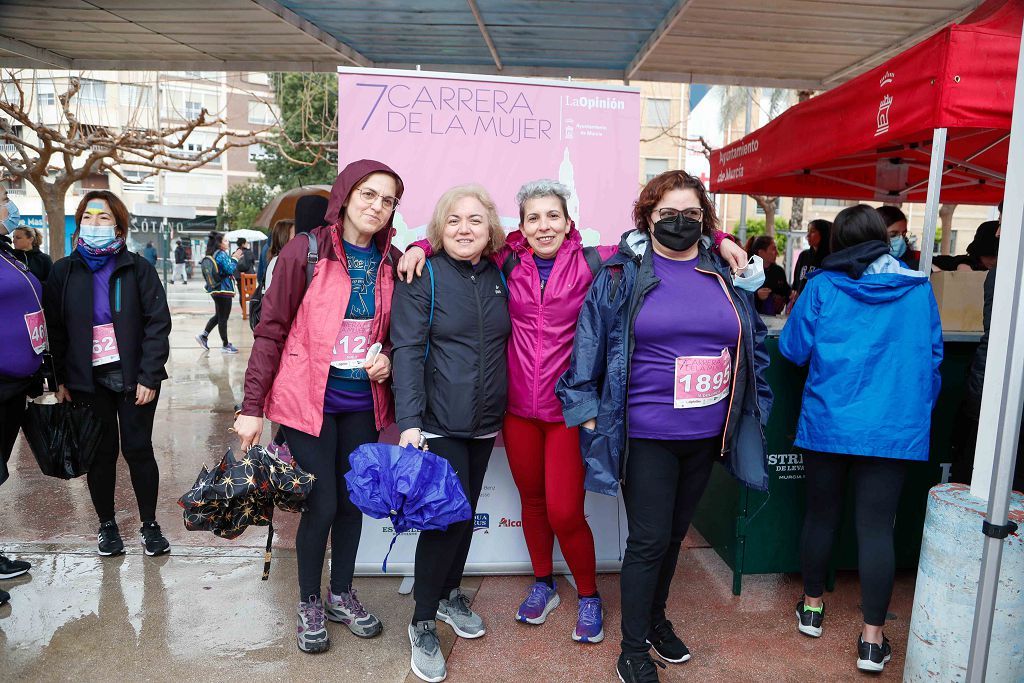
[502,413,597,595]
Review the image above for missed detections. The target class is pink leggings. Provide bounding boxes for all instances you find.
[502,413,598,595]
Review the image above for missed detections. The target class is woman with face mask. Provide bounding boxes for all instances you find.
[42,191,172,558]
[234,160,402,655]
[875,206,918,270]
[556,170,771,683]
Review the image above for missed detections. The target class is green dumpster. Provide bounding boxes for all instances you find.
[691,323,980,595]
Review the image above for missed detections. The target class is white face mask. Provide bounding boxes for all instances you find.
[733,255,766,292]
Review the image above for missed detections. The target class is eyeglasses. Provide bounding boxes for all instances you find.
[357,187,399,211]
[656,207,703,222]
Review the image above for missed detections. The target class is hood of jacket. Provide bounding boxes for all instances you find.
[295,194,329,234]
[324,159,404,230]
[817,240,889,279]
[814,244,929,304]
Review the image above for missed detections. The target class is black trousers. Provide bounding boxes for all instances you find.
[85,383,161,523]
[204,295,232,346]
[412,436,494,623]
[283,410,378,601]
[0,391,26,467]
[620,436,718,656]
[800,451,908,626]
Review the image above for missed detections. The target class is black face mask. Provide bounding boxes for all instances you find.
[652,213,703,252]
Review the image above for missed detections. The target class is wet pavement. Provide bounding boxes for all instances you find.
[0,310,916,681]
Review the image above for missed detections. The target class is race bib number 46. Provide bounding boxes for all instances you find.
[674,348,732,409]
[92,323,120,366]
[330,318,374,369]
[24,309,47,355]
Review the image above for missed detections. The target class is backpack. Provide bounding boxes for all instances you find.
[201,255,220,293]
[249,232,318,331]
[501,245,603,281]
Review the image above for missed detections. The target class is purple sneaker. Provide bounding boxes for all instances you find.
[573,596,604,643]
[296,595,329,653]
[516,581,560,624]
[325,587,383,638]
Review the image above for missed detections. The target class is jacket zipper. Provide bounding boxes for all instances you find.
[620,255,659,487]
[473,270,485,434]
[695,266,743,457]
[114,277,122,313]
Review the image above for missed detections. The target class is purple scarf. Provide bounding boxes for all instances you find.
[76,237,125,272]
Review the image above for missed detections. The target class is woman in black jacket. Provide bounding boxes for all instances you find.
[43,191,172,558]
[11,226,53,283]
[390,184,511,683]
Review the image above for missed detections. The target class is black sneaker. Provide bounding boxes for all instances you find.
[857,635,892,673]
[140,522,171,556]
[616,653,665,683]
[796,599,824,637]
[0,554,31,579]
[97,520,125,557]
[646,619,691,663]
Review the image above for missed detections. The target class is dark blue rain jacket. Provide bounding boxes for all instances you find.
[556,230,773,495]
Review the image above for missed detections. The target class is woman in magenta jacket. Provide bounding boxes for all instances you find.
[399,180,746,644]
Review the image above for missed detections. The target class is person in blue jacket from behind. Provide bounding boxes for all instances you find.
[780,204,942,675]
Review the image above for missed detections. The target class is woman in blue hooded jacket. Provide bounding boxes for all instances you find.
[780,204,942,674]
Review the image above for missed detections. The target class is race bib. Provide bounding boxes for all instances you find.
[24,309,47,355]
[674,348,732,409]
[330,318,374,369]
[91,323,120,366]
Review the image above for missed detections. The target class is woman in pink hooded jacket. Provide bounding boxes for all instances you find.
[399,180,746,645]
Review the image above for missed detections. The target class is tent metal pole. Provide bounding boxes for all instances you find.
[917,127,946,273]
[965,21,1024,682]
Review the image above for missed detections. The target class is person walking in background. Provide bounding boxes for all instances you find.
[42,190,173,558]
[234,160,402,655]
[173,239,188,285]
[391,184,512,683]
[197,231,242,354]
[10,225,52,283]
[557,170,771,683]
[233,237,256,315]
[780,204,942,674]
[143,241,158,267]
[264,219,295,292]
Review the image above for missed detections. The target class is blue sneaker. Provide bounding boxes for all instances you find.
[516,580,560,624]
[573,595,604,643]
[221,343,239,354]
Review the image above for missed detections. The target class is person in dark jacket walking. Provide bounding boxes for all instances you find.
[0,235,43,604]
[234,160,401,655]
[780,204,942,674]
[143,241,158,267]
[391,184,512,683]
[42,190,172,558]
[173,239,188,285]
[11,226,53,283]
[196,231,242,354]
[557,170,771,683]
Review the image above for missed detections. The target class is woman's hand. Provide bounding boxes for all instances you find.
[364,353,391,383]
[399,428,424,450]
[719,238,748,272]
[135,384,157,406]
[396,247,427,284]
[55,384,71,403]
[581,418,597,431]
[233,414,264,452]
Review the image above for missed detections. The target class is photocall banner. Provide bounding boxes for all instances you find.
[339,68,640,575]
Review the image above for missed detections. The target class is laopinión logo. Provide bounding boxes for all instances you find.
[473,513,490,532]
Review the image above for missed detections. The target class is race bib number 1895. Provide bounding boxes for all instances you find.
[674,348,732,409]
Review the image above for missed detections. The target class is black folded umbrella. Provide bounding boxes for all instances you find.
[178,446,315,578]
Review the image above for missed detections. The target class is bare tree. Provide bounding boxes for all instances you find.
[0,71,264,258]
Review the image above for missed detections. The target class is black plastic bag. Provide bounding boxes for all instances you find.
[22,399,103,479]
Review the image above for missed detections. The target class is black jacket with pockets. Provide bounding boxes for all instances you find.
[43,249,171,394]
[390,252,511,438]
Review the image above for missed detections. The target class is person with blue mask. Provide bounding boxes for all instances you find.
[0,186,21,234]
[876,205,918,270]
[780,204,942,674]
[42,191,172,559]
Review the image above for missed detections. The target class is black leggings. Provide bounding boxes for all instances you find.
[282,410,378,601]
[800,451,909,626]
[86,383,161,523]
[412,436,494,623]
[204,295,232,346]
[620,437,718,656]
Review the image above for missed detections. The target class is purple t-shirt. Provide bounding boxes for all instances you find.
[533,253,555,291]
[627,253,739,440]
[92,257,117,325]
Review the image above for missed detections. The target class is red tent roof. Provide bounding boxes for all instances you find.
[710,0,1022,205]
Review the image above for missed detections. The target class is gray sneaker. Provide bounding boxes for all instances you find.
[409,620,447,682]
[436,588,485,639]
[325,587,383,638]
[296,595,330,653]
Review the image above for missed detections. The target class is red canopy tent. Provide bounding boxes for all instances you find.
[710,0,1021,207]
